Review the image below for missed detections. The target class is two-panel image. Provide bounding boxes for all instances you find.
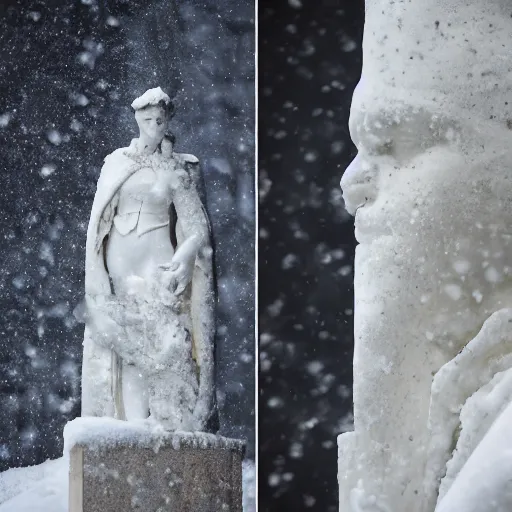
[0,0,508,511]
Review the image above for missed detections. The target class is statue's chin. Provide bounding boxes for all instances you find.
[353,201,393,245]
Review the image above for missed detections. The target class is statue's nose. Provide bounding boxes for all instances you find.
[340,154,379,215]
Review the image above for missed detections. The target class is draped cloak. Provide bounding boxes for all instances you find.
[82,139,215,423]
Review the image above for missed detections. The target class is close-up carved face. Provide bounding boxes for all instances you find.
[341,85,512,357]
[134,105,169,143]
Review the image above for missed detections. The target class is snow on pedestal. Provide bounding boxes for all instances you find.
[65,417,244,512]
[339,1,512,511]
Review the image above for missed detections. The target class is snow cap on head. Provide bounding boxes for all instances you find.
[131,87,171,111]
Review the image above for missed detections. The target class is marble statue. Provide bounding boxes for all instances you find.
[81,87,215,432]
[338,1,512,511]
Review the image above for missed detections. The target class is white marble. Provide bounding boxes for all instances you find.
[82,88,215,432]
[339,2,512,511]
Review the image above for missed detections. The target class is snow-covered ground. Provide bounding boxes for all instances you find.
[0,456,255,512]
[0,458,67,512]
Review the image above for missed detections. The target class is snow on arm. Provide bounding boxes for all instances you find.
[172,163,211,266]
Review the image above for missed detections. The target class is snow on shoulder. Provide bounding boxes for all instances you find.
[131,87,171,111]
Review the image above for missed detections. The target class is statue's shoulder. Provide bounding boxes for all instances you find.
[103,140,138,168]
[104,147,128,163]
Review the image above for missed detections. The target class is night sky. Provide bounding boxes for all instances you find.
[259,1,364,510]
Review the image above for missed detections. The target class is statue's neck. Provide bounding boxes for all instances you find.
[136,136,160,155]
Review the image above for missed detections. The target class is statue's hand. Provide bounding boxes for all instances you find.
[159,254,194,296]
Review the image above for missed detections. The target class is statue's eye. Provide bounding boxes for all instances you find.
[144,118,152,121]
[156,118,162,125]
[376,139,394,155]
[364,138,394,157]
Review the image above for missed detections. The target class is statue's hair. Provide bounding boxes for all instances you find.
[134,99,176,118]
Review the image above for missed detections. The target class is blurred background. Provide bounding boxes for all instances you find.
[0,0,254,471]
[259,1,364,510]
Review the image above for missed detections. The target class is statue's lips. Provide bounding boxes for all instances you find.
[342,180,390,243]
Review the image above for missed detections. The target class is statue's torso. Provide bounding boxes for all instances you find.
[103,153,182,290]
[113,164,174,237]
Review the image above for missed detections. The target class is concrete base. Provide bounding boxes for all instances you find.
[65,418,244,512]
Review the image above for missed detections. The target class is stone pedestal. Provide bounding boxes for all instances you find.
[65,418,244,512]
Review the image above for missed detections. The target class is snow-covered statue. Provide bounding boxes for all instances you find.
[339,1,512,511]
[81,87,215,432]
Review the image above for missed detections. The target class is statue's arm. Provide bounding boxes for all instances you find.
[95,191,118,254]
[91,154,120,254]
[191,277,215,429]
[170,169,212,277]
[171,163,216,429]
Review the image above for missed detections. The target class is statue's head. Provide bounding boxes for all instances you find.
[132,87,175,145]
[338,3,512,510]
[341,0,512,352]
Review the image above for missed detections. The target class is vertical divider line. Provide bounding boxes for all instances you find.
[254,0,260,509]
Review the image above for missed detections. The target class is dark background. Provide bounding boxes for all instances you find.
[0,0,254,470]
[259,1,364,510]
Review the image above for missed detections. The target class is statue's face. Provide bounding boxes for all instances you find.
[341,87,512,354]
[135,105,168,144]
[341,0,512,347]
